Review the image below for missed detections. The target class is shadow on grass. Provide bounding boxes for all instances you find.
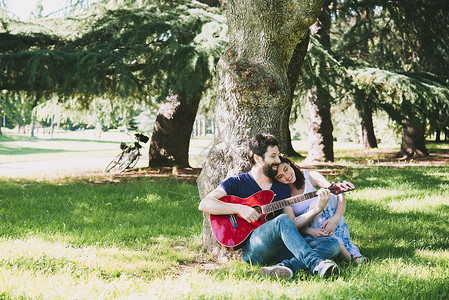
[0,177,202,248]
[348,200,449,259]
[345,166,449,191]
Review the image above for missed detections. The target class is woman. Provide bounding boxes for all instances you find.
[273,154,368,264]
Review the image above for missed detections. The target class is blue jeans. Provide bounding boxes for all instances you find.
[241,214,340,272]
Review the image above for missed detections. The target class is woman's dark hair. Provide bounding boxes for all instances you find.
[278,153,305,190]
[247,133,279,165]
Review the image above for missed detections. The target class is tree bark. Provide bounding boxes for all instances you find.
[148,91,200,168]
[197,0,324,255]
[354,89,378,149]
[396,118,429,159]
[305,3,334,162]
[305,86,334,162]
[360,104,378,149]
[435,130,441,142]
[285,34,310,157]
[361,112,377,148]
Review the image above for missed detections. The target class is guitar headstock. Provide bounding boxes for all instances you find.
[328,181,355,195]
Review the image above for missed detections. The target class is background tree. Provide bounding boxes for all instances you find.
[287,0,449,160]
[0,0,227,166]
[145,2,227,167]
[303,2,335,162]
[331,0,449,157]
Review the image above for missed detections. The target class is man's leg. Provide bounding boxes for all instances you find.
[305,235,341,260]
[241,214,323,272]
[277,235,341,271]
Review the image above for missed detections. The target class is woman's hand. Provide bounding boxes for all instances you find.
[322,216,339,235]
[312,188,331,213]
[303,227,332,238]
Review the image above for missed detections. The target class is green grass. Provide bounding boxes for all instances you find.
[1,134,449,298]
[0,135,36,142]
[0,131,124,163]
[0,166,448,299]
[0,177,201,247]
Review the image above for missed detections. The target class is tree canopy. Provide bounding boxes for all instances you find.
[292,0,449,155]
[0,0,226,107]
[0,0,226,132]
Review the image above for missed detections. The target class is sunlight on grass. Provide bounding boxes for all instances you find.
[0,139,120,163]
[416,249,449,265]
[1,163,449,298]
[0,267,152,299]
[351,187,406,202]
[375,257,449,283]
[388,194,449,212]
[0,238,180,276]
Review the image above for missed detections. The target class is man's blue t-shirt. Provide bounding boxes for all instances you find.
[220,172,291,206]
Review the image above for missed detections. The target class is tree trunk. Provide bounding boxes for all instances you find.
[305,4,334,162]
[396,118,429,159]
[197,0,324,255]
[360,107,377,149]
[355,90,378,149]
[285,127,300,157]
[285,33,310,158]
[31,113,35,138]
[148,91,200,168]
[435,130,441,142]
[305,86,334,162]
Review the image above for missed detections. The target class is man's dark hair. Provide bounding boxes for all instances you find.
[247,133,279,165]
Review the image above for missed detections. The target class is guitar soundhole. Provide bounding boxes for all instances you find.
[265,212,275,221]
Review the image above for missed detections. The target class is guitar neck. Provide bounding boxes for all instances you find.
[261,191,318,214]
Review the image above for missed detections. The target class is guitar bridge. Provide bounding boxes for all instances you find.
[229,214,238,229]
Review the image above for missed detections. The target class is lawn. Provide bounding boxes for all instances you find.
[0,129,124,163]
[0,134,448,299]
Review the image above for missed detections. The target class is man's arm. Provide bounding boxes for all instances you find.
[198,186,261,223]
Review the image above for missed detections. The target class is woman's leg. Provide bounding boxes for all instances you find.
[338,244,352,262]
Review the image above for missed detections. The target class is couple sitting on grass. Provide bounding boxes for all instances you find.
[198,133,368,280]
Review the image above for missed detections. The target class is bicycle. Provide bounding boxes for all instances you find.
[104,132,150,173]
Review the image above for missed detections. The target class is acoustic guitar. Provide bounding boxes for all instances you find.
[210,181,355,250]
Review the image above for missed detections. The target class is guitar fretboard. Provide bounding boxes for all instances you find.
[261,191,318,214]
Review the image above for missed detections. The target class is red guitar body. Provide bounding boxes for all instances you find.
[210,190,275,251]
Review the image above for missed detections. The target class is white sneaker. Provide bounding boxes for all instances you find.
[313,259,339,278]
[260,264,294,280]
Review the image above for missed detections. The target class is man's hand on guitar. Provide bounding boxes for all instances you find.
[237,205,261,223]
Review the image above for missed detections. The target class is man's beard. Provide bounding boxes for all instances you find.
[263,162,279,178]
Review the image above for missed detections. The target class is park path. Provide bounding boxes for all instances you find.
[0,155,149,178]
[0,130,211,178]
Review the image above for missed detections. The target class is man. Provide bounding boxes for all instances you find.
[198,133,340,279]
